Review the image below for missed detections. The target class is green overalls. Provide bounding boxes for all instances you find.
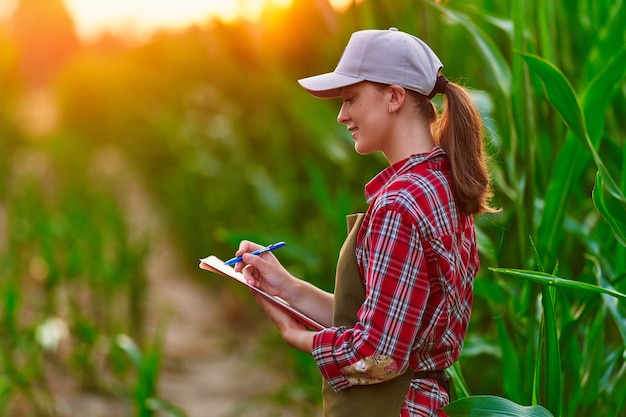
[321,213,414,417]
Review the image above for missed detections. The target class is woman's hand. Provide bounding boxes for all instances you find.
[232,239,334,332]
[252,291,315,354]
[233,240,296,301]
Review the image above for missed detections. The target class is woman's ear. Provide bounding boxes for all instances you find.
[388,85,406,114]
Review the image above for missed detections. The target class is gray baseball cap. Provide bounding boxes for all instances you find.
[298,28,443,99]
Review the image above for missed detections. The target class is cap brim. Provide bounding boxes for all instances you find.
[297,72,364,99]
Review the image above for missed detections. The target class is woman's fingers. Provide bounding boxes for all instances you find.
[233,240,273,272]
[235,240,264,256]
[241,253,274,288]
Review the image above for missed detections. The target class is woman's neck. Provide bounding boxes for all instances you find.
[383,120,435,165]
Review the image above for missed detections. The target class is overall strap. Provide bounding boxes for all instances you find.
[322,213,414,417]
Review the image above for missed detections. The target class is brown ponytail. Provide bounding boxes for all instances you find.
[434,81,496,216]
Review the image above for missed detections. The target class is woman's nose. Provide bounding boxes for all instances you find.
[337,104,349,124]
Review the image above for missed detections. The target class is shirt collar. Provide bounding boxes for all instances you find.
[365,147,447,204]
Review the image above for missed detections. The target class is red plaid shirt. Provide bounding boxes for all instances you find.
[312,147,479,416]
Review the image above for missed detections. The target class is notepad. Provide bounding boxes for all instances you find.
[199,255,325,331]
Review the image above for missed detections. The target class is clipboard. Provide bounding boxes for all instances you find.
[199,255,325,331]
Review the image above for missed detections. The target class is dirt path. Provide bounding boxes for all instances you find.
[94,147,305,417]
[146,238,294,417]
[51,235,294,417]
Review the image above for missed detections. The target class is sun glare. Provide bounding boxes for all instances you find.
[0,1,362,43]
[62,0,293,42]
[328,0,362,13]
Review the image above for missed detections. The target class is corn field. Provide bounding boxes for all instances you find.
[0,0,625,416]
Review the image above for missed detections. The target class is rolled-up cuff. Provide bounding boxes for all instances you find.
[312,328,352,392]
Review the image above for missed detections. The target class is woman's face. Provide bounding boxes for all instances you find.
[337,81,392,155]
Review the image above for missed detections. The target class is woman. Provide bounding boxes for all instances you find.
[233,28,495,417]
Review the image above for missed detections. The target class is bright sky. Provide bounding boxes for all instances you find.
[65,0,294,41]
[0,0,357,42]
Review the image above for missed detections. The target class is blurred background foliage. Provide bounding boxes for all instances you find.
[0,0,625,416]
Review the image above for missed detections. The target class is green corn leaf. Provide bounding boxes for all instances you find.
[520,53,586,145]
[540,285,562,415]
[581,0,626,82]
[495,315,524,403]
[427,1,511,96]
[489,268,626,301]
[2,284,19,338]
[532,241,553,409]
[522,51,626,247]
[582,308,606,406]
[597,274,626,345]
[115,334,143,369]
[535,47,626,256]
[447,362,471,399]
[146,398,186,417]
[444,395,554,416]
[592,171,626,246]
[582,48,626,143]
[520,52,620,188]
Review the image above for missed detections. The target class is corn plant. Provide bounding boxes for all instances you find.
[0,140,171,415]
[115,334,185,417]
[418,1,626,416]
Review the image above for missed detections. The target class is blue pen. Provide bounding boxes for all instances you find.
[224,241,286,266]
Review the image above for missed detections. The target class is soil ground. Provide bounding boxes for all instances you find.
[146,238,301,417]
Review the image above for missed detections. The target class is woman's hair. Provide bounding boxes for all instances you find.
[408,82,496,216]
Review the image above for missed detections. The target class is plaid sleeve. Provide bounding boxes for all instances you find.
[312,327,353,391]
[312,204,430,392]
